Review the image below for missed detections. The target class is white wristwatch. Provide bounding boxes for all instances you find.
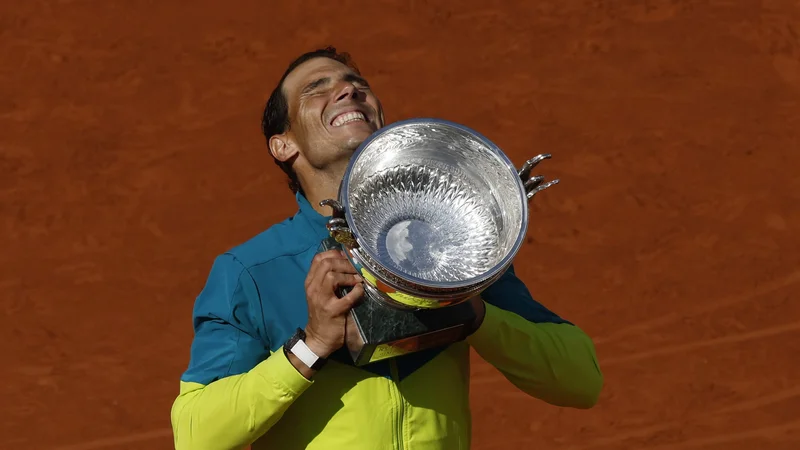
[284,328,327,370]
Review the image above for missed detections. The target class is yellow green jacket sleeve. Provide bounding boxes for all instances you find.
[466,265,603,409]
[171,349,312,450]
[170,254,312,450]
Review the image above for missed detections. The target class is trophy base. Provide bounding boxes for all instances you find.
[344,289,477,366]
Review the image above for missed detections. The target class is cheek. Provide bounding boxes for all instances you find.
[297,110,326,138]
[369,98,384,124]
[298,99,327,124]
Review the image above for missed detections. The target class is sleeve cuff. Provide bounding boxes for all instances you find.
[252,346,314,398]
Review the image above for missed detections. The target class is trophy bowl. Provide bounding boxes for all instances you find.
[322,118,558,310]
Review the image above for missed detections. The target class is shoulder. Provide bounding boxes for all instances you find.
[192,216,313,322]
[194,215,311,298]
[222,216,316,270]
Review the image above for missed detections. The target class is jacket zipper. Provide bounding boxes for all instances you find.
[389,360,405,450]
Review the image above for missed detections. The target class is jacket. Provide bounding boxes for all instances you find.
[170,192,603,450]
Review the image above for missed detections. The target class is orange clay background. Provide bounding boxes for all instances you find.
[2,1,799,449]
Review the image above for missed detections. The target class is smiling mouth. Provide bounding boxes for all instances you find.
[331,111,368,127]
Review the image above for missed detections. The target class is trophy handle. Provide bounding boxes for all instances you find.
[320,199,360,249]
[518,153,559,200]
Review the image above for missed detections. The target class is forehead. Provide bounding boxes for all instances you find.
[282,57,357,98]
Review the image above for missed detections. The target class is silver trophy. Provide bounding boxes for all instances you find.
[320,118,558,365]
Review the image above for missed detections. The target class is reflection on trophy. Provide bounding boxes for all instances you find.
[319,118,558,366]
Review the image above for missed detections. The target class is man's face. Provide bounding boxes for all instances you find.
[279,57,384,170]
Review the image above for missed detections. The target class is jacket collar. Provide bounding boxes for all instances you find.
[293,192,332,242]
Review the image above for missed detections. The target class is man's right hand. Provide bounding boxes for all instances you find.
[297,249,364,367]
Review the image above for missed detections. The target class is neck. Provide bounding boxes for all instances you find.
[299,160,349,216]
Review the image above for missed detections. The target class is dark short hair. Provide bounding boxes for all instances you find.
[261,46,361,196]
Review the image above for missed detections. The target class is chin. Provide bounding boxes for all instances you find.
[341,134,370,151]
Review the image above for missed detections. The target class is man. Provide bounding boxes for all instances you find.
[170,47,603,450]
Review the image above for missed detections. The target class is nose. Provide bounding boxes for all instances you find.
[334,81,362,102]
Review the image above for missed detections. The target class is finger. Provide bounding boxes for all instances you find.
[322,271,363,292]
[333,283,365,312]
[342,283,364,305]
[322,258,360,275]
[312,249,346,265]
[310,258,360,286]
[307,250,350,285]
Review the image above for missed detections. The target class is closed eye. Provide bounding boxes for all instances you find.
[301,73,371,96]
[344,73,371,89]
[301,77,330,96]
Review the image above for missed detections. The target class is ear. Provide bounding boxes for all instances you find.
[269,133,298,163]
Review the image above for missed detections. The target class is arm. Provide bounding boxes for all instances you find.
[170,254,313,450]
[466,265,603,409]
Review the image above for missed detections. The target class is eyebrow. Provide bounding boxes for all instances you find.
[300,73,370,95]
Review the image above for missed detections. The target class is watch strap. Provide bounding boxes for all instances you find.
[285,328,327,370]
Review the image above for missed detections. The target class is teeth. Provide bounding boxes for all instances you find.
[332,111,366,127]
